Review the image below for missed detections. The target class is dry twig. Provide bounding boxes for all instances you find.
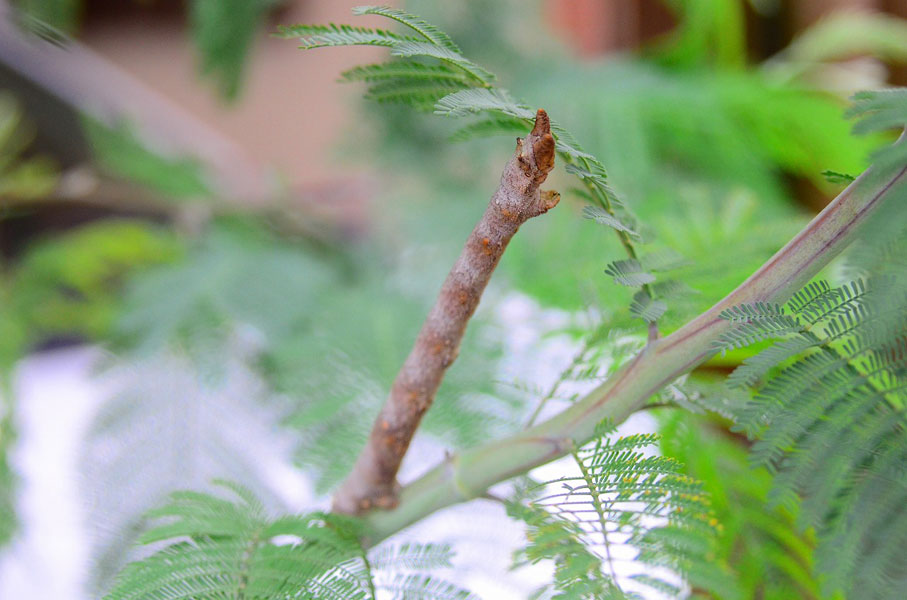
[333,109,559,514]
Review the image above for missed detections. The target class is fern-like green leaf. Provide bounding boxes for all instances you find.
[716,205,907,599]
[390,42,494,84]
[726,332,820,388]
[80,349,297,592]
[603,259,654,287]
[510,422,733,599]
[582,206,638,236]
[105,482,368,600]
[379,574,476,600]
[114,221,334,371]
[351,6,461,52]
[367,542,454,571]
[564,163,622,207]
[275,23,415,48]
[433,88,532,119]
[657,409,821,599]
[639,250,691,273]
[365,79,471,110]
[719,302,786,323]
[845,88,907,171]
[448,115,530,142]
[714,310,801,351]
[107,482,476,600]
[341,61,470,84]
[651,279,697,300]
[630,291,668,324]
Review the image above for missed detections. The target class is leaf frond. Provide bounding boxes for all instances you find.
[433,88,533,119]
[275,23,415,49]
[390,41,494,84]
[603,259,655,287]
[717,218,907,599]
[351,6,461,52]
[106,482,476,600]
[449,115,531,142]
[510,424,732,599]
[630,291,668,323]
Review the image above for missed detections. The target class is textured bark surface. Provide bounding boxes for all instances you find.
[333,109,559,514]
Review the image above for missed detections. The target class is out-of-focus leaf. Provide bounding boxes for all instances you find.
[650,0,747,69]
[0,94,57,201]
[190,0,275,100]
[11,0,79,34]
[81,117,211,200]
[657,408,819,600]
[81,351,294,593]
[763,11,907,83]
[11,221,180,344]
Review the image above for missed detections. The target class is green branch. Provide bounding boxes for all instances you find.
[359,159,907,546]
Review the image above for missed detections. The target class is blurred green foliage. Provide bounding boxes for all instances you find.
[12,0,79,34]
[652,0,747,69]
[0,94,57,204]
[0,95,63,547]
[658,408,821,600]
[81,118,211,200]
[190,0,278,100]
[3,221,180,365]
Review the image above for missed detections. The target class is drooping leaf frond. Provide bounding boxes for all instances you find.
[390,42,494,84]
[713,309,802,351]
[114,222,334,371]
[275,23,416,49]
[563,163,622,209]
[650,280,697,300]
[106,481,476,600]
[510,422,734,599]
[365,78,471,110]
[714,192,907,599]
[341,61,471,85]
[351,5,461,52]
[433,87,532,119]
